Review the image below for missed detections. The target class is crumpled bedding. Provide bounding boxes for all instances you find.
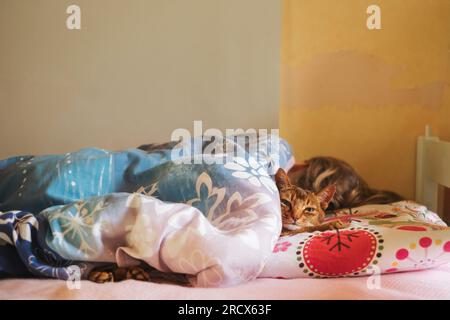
[1,134,449,288]
[0,134,294,287]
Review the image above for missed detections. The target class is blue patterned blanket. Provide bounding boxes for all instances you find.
[0,135,293,287]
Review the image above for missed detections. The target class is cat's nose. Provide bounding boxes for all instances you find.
[282,215,294,224]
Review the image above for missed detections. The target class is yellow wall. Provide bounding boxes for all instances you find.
[281,0,450,199]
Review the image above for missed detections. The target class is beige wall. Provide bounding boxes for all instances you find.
[0,0,281,158]
[281,0,450,200]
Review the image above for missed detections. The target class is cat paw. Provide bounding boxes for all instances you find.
[88,271,114,283]
[430,224,448,230]
[280,230,292,237]
[330,220,351,229]
[124,266,151,281]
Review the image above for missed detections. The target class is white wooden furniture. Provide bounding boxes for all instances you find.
[416,125,450,217]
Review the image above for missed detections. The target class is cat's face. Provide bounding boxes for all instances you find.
[275,168,336,231]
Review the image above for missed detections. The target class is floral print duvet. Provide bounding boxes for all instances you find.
[0,135,291,287]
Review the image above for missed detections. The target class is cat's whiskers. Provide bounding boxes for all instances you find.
[296,221,315,227]
[283,224,301,231]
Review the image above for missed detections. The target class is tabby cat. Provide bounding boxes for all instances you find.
[88,264,191,284]
[287,156,403,211]
[88,265,151,283]
[275,168,349,236]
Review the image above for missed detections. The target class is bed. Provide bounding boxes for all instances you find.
[0,126,449,299]
[2,264,450,300]
[416,125,450,218]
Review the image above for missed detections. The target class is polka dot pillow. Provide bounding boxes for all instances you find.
[260,201,450,279]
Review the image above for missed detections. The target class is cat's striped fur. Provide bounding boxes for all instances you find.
[288,156,403,211]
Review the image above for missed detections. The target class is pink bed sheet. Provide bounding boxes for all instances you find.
[1,264,449,300]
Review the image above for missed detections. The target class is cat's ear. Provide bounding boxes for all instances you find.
[316,184,336,209]
[275,168,291,190]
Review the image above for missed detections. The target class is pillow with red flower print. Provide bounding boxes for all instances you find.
[260,201,450,279]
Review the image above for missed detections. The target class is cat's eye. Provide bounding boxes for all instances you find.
[304,207,316,214]
[280,199,292,210]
